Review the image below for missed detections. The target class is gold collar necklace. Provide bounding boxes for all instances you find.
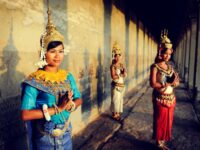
[28,69,68,83]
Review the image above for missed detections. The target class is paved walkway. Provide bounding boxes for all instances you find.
[73,83,200,150]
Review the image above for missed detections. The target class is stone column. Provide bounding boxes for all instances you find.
[173,48,176,67]
[194,1,200,101]
[188,17,197,94]
[181,36,186,79]
[174,45,179,66]
[183,33,187,79]
[184,27,191,86]
[177,40,182,76]
[176,43,182,71]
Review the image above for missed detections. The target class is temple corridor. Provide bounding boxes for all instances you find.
[0,0,200,150]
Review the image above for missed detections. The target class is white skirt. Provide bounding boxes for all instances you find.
[111,86,125,113]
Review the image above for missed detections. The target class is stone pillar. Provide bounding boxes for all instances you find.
[195,1,200,101]
[188,17,197,94]
[174,45,178,66]
[173,48,176,62]
[183,33,187,79]
[177,42,180,72]
[176,43,181,70]
[184,27,191,86]
[176,42,181,71]
[181,37,186,79]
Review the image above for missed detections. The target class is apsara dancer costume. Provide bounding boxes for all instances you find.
[151,30,179,149]
[110,42,127,120]
[21,1,81,149]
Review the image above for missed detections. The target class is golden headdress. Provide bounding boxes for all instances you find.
[156,29,173,62]
[36,0,65,68]
[112,41,122,58]
[41,3,64,50]
[160,29,173,49]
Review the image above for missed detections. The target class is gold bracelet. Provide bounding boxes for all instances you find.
[53,104,60,114]
[67,101,76,112]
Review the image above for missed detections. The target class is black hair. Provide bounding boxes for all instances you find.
[114,54,121,57]
[154,47,173,63]
[47,41,63,51]
[160,47,173,55]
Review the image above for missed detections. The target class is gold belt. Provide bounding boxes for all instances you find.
[112,81,125,87]
[156,98,175,105]
[157,93,175,100]
[156,93,175,106]
[52,122,69,137]
[39,122,69,137]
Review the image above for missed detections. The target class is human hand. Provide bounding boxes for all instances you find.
[172,73,179,87]
[65,100,76,112]
[59,99,68,112]
[59,98,76,112]
[65,90,75,111]
[121,68,126,74]
[59,90,74,111]
[67,90,73,101]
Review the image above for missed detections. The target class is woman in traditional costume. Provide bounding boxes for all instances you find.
[20,1,82,149]
[110,42,127,121]
[150,30,179,150]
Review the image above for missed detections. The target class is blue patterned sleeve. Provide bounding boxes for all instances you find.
[21,84,39,110]
[67,73,81,100]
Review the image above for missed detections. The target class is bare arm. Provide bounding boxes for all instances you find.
[21,92,74,121]
[22,98,83,121]
[21,107,58,121]
[110,65,119,80]
[150,65,163,89]
[74,98,82,108]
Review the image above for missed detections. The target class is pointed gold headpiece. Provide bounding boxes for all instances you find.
[41,0,64,50]
[112,41,122,57]
[160,29,172,49]
[36,0,65,68]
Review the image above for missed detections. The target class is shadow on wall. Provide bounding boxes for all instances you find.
[142,28,145,79]
[125,7,130,89]
[80,48,92,123]
[103,0,112,100]
[135,19,139,81]
[78,0,113,120]
[130,15,138,82]
[96,48,104,113]
[77,0,112,120]
[0,20,26,149]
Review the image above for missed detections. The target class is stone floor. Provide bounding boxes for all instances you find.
[73,83,200,150]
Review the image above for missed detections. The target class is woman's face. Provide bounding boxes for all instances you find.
[114,54,122,63]
[45,44,64,67]
[161,49,172,62]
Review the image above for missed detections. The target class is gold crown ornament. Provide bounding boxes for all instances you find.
[112,41,122,58]
[36,0,67,68]
[160,29,173,49]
